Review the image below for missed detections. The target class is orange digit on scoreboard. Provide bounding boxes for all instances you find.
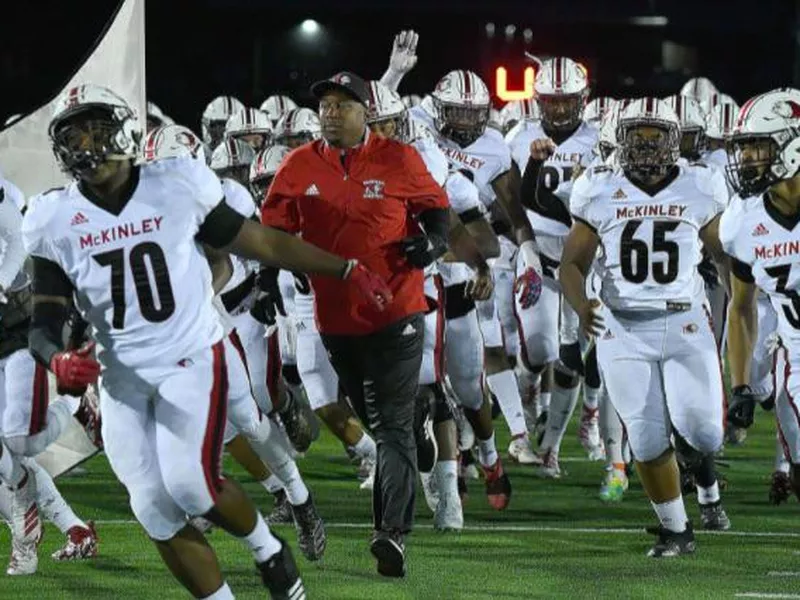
[495,66,536,101]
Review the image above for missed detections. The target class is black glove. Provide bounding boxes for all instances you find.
[250,268,285,325]
[400,234,447,269]
[728,384,757,429]
[558,342,585,376]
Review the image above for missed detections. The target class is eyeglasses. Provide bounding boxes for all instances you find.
[319,100,361,115]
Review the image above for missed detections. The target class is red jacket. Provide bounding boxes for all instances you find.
[261,131,449,335]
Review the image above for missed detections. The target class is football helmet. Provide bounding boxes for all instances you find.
[596,103,624,162]
[679,77,719,107]
[273,108,321,149]
[3,114,22,127]
[534,57,589,132]
[432,70,491,147]
[365,81,409,140]
[49,84,142,178]
[420,94,436,119]
[664,95,707,159]
[583,97,616,125]
[142,124,205,162]
[146,101,173,132]
[249,144,291,204]
[726,88,800,197]
[259,95,298,127]
[224,107,273,151]
[210,138,256,185]
[616,97,681,178]
[201,96,245,147]
[402,94,422,108]
[705,101,739,141]
[702,92,739,116]
[499,99,540,134]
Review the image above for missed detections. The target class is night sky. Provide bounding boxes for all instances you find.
[0,0,796,133]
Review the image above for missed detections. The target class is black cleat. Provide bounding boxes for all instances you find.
[370,530,406,578]
[266,490,294,525]
[646,523,696,558]
[257,534,306,600]
[699,501,731,531]
[290,495,326,561]
[278,391,318,454]
[769,471,793,505]
[415,414,438,473]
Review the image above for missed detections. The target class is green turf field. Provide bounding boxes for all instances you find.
[1,410,799,599]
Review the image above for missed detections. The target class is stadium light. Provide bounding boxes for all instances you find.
[486,22,496,38]
[505,24,516,40]
[300,19,320,36]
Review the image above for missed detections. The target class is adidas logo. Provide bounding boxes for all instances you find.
[402,323,416,336]
[752,222,770,236]
[612,188,627,200]
[305,184,320,196]
[70,212,89,226]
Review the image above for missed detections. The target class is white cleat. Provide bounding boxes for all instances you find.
[536,450,563,479]
[453,406,475,451]
[357,454,375,481]
[6,469,42,576]
[508,436,543,465]
[578,406,605,461]
[420,471,440,513]
[359,469,375,491]
[434,491,464,531]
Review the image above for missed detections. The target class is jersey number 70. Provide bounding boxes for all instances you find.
[93,242,176,329]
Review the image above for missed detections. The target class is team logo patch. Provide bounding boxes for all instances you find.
[752,222,770,236]
[612,188,627,200]
[682,323,699,335]
[363,179,385,199]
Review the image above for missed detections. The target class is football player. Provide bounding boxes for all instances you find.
[273,108,321,149]
[24,84,389,599]
[560,97,730,556]
[201,95,245,149]
[259,95,298,129]
[223,107,273,152]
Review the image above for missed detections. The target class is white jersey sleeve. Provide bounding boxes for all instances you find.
[0,182,26,291]
[161,156,225,229]
[220,177,257,218]
[22,189,60,263]
[445,171,484,216]
[412,137,448,187]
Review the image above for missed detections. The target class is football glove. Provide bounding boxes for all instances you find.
[514,241,543,309]
[343,260,393,311]
[728,384,757,429]
[51,342,100,395]
[250,268,286,325]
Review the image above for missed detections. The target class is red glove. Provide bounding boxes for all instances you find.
[51,342,101,395]
[344,261,393,311]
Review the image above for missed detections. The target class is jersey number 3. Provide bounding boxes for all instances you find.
[620,220,680,284]
[765,265,800,328]
[93,242,176,329]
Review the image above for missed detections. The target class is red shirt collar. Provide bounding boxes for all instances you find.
[321,127,371,164]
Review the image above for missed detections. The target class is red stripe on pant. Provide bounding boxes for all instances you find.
[782,346,800,439]
[266,330,281,412]
[702,305,728,429]
[229,329,260,418]
[202,341,229,502]
[29,363,50,435]
[433,275,446,383]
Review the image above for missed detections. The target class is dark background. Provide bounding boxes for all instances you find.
[1,0,798,132]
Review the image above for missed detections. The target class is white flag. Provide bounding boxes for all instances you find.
[0,0,146,198]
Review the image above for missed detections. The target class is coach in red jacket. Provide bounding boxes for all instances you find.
[261,71,449,578]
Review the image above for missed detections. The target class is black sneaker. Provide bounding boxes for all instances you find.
[370,530,406,578]
[266,490,294,525]
[290,495,326,561]
[257,534,306,600]
[699,501,731,530]
[646,523,696,558]
[278,390,318,454]
[769,470,793,505]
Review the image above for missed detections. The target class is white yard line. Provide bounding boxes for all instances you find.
[767,572,800,577]
[735,594,800,599]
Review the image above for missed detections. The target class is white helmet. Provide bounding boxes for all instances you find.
[583,97,616,125]
[596,103,624,161]
[202,96,245,146]
[224,107,273,151]
[616,97,681,177]
[663,95,707,158]
[142,124,205,163]
[210,138,256,184]
[679,77,718,107]
[534,57,589,131]
[49,83,142,177]
[273,108,321,148]
[146,101,174,130]
[402,94,422,108]
[705,101,739,141]
[3,114,22,127]
[499,99,540,132]
[249,144,291,203]
[420,94,436,119]
[488,108,503,132]
[431,70,491,147]
[702,92,739,116]
[259,95,298,127]
[727,88,800,196]
[365,81,409,139]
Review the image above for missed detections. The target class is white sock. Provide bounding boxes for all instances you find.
[435,460,458,499]
[243,514,282,563]
[775,434,791,473]
[697,481,720,505]
[486,370,527,437]
[540,384,580,453]
[599,389,625,466]
[23,458,85,534]
[651,496,688,533]
[539,391,552,414]
[261,475,283,495]
[0,442,24,486]
[251,419,309,504]
[584,385,600,411]
[350,433,376,459]
[476,433,499,468]
[202,583,234,600]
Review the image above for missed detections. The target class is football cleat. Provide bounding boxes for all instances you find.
[420,471,440,513]
[290,495,327,561]
[277,392,317,454]
[414,399,438,473]
[7,469,42,576]
[357,454,375,481]
[461,450,480,480]
[434,489,464,532]
[359,467,375,491]
[646,523,696,558]
[257,534,306,600]
[534,410,548,447]
[482,458,512,510]
[578,406,605,461]
[536,449,563,479]
[370,530,406,578]
[266,490,294,525]
[51,522,98,561]
[599,466,628,502]
[453,405,475,451]
[769,470,793,505]
[699,501,731,531]
[508,435,542,465]
[74,384,103,449]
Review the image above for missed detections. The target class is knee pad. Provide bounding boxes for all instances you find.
[430,383,454,425]
[4,434,48,458]
[553,365,580,389]
[673,430,711,473]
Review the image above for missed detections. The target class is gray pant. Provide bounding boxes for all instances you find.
[322,313,424,534]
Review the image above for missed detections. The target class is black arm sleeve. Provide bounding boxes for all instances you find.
[730,256,755,283]
[418,207,450,259]
[196,200,247,249]
[458,207,485,225]
[519,159,542,211]
[29,302,69,367]
[31,256,74,297]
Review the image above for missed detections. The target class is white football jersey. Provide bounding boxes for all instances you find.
[0,176,27,291]
[23,157,226,370]
[571,163,727,311]
[445,170,484,217]
[720,194,800,354]
[410,128,449,187]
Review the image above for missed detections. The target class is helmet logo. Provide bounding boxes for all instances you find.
[437,77,452,92]
[337,74,351,84]
[772,99,800,120]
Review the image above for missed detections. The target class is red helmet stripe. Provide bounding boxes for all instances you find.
[645,97,654,114]
[463,71,472,98]
[674,97,683,120]
[554,57,563,89]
